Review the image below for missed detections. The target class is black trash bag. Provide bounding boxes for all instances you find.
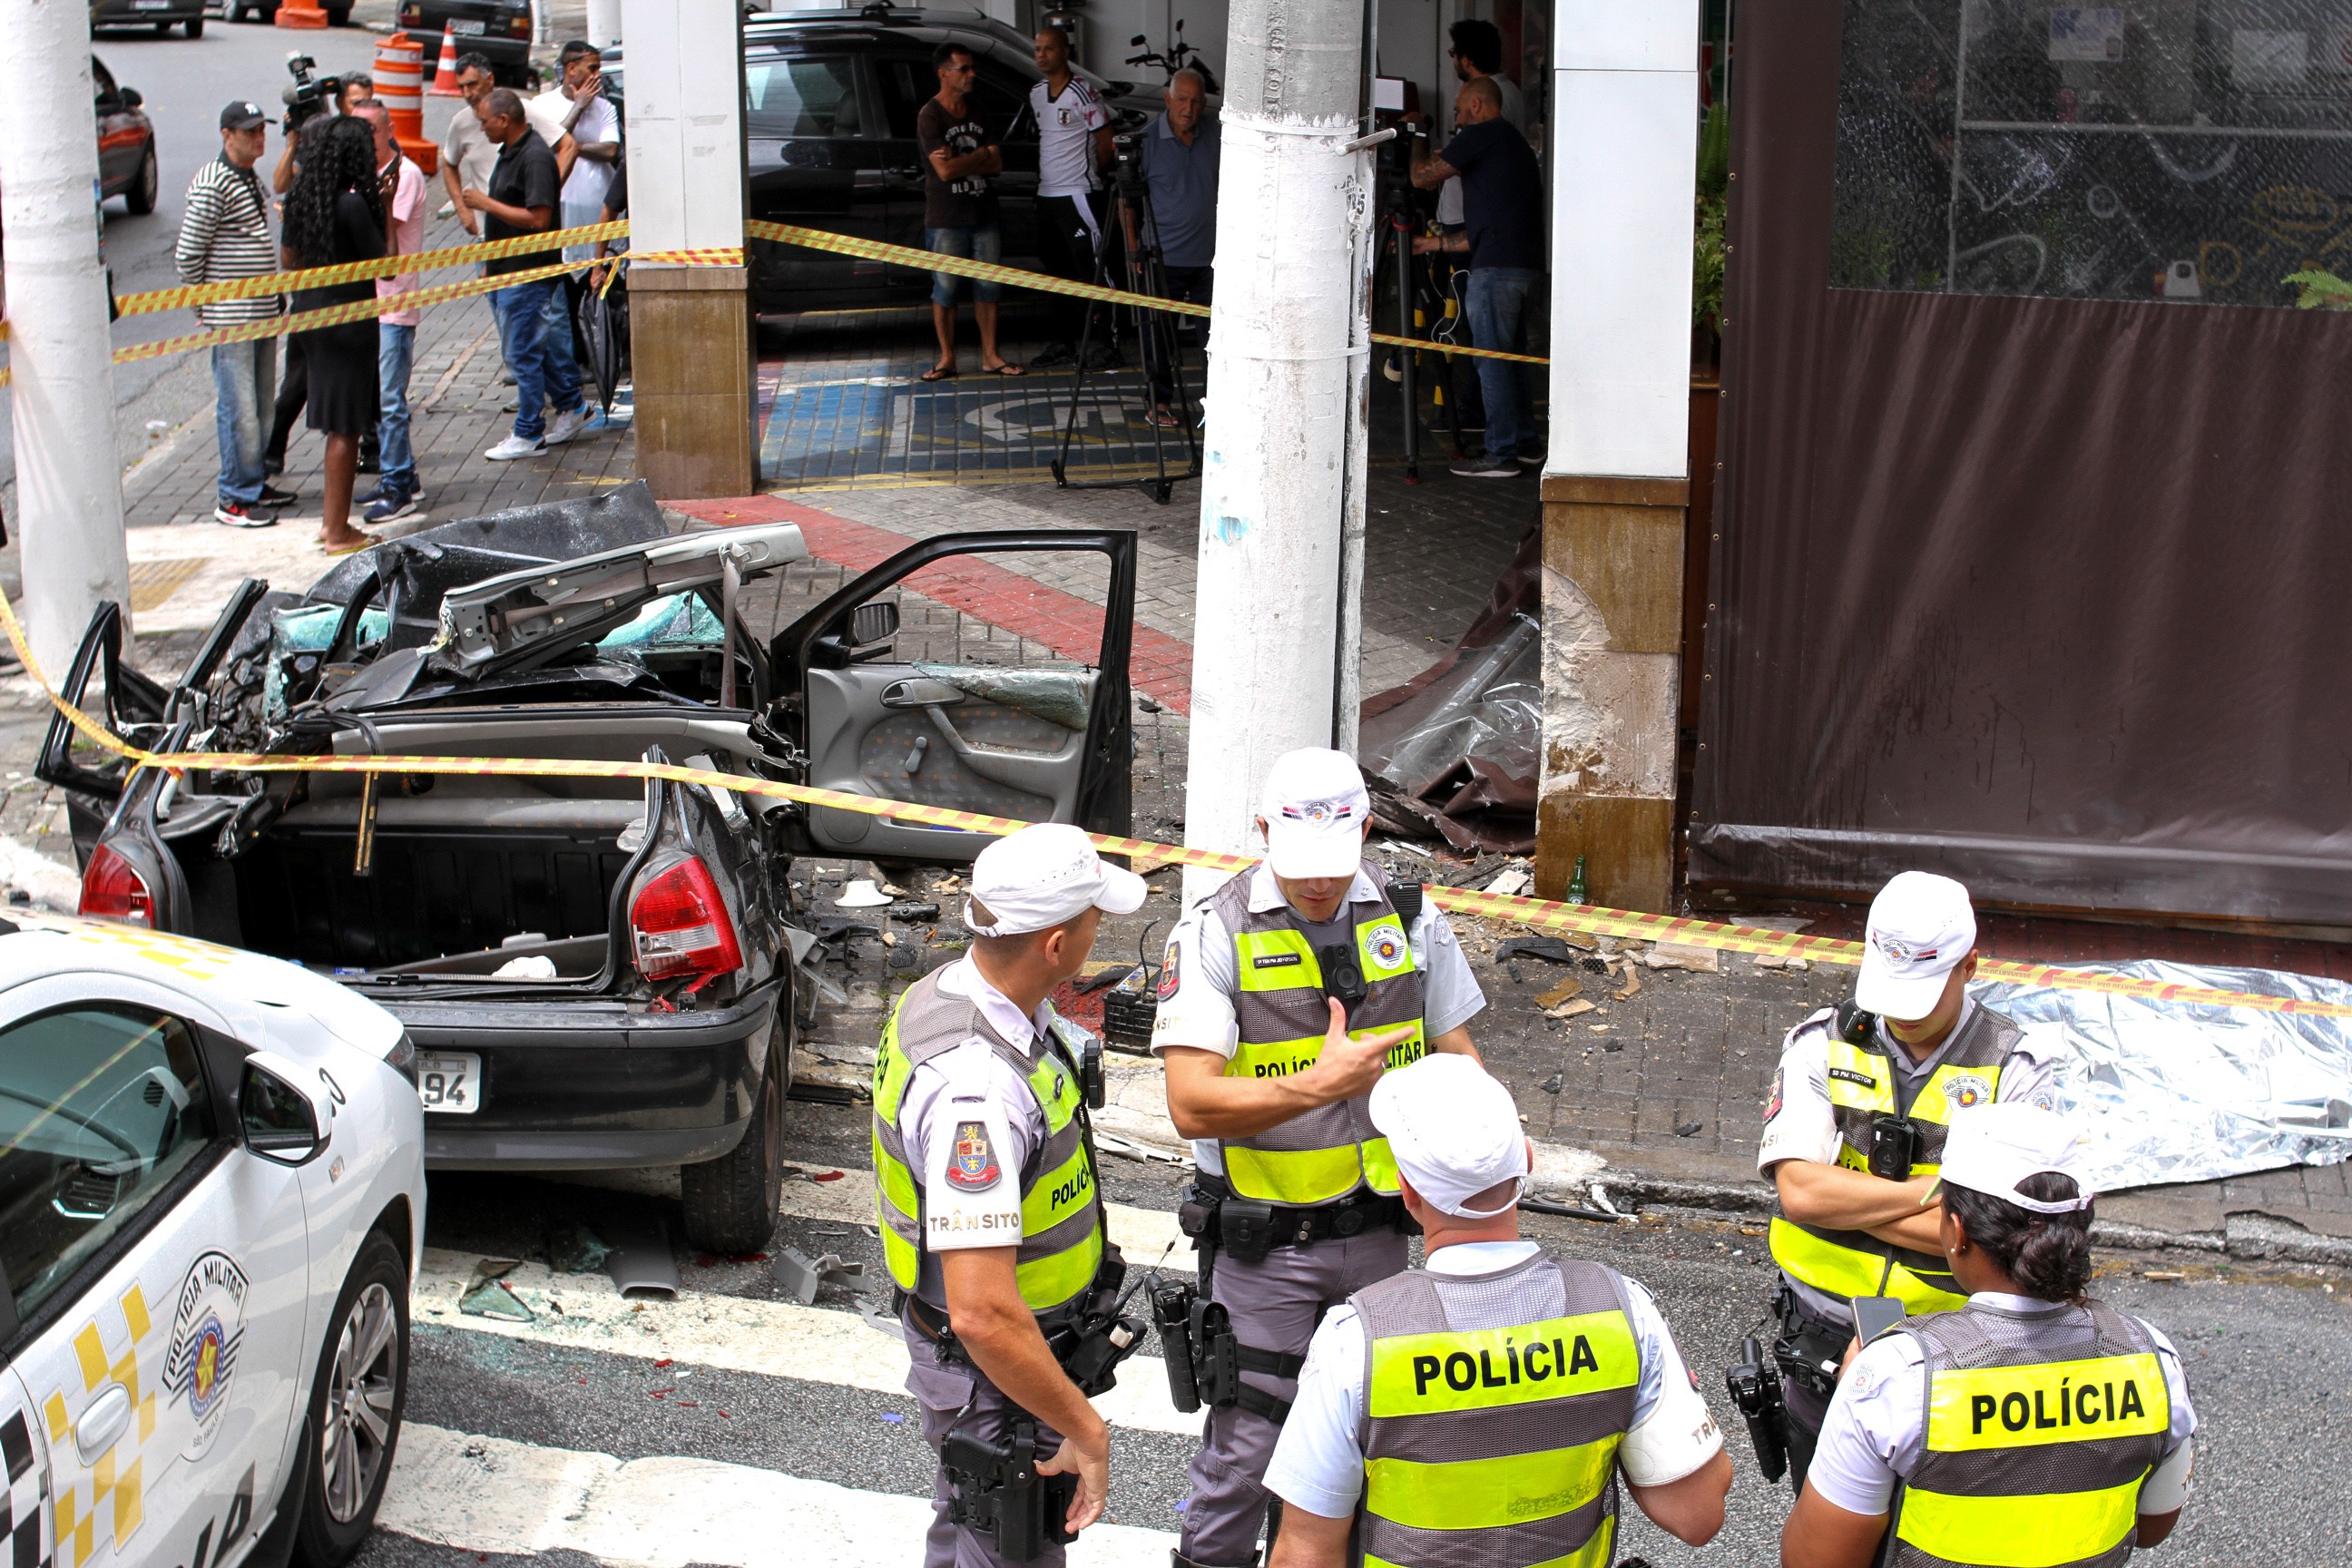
[574,272,630,413]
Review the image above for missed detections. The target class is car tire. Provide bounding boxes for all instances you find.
[185,15,204,35]
[291,1230,408,1568]
[680,1019,789,1254]
[125,142,158,216]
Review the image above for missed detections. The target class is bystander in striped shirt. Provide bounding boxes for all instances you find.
[174,154,284,326]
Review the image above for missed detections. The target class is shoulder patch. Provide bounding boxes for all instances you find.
[1159,939,1182,999]
[1763,1067,1784,1123]
[945,1121,1002,1191]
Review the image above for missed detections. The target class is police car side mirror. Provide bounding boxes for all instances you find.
[240,1053,329,1167]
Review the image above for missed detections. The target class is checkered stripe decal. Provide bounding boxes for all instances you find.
[1,1410,50,1568]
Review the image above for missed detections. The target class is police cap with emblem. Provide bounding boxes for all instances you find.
[1856,870,1976,1021]
[1369,1054,1532,1219]
[1259,747,1372,880]
[964,821,1147,936]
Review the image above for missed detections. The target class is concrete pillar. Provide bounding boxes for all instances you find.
[1535,1,1698,912]
[0,0,132,679]
[585,0,622,54]
[1181,0,1375,900]
[618,0,755,498]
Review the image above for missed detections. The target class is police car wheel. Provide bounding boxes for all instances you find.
[293,1230,409,1567]
[680,1025,789,1254]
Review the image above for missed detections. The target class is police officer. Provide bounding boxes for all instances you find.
[1262,1054,1732,1568]
[1759,870,2061,1485]
[873,823,1148,1568]
[1152,747,1487,1568]
[1781,1102,2197,1568]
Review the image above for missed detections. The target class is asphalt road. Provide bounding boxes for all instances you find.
[0,9,397,508]
[359,1097,2352,1568]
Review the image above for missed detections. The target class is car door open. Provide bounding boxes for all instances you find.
[774,531,1136,865]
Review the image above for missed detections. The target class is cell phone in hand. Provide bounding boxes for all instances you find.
[1850,1294,1906,1345]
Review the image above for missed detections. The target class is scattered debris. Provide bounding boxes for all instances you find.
[1540,1072,1563,1094]
[1548,997,1597,1020]
[493,954,560,980]
[1497,936,1584,965]
[1753,953,1811,971]
[1534,975,1585,1009]
[835,879,894,909]
[1672,1120,1705,1137]
[2142,1270,2187,1282]
[1482,867,1533,897]
[1137,694,1162,713]
[1642,943,1721,973]
[889,902,942,922]
[1612,965,1643,1003]
[549,1220,612,1274]
[603,1212,681,1298]
[1581,956,1611,975]
[774,1248,867,1305]
[458,1260,534,1321]
[1077,965,1141,995]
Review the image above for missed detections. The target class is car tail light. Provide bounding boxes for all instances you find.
[81,843,154,928]
[398,3,420,23]
[508,14,532,36]
[630,856,742,989]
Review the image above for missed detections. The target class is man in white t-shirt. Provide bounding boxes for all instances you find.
[1025,25,1112,369]
[525,42,621,390]
[1264,1054,1730,1568]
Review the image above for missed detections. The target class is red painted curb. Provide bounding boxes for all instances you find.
[666,494,1195,713]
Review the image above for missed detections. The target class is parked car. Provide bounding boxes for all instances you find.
[392,0,535,86]
[604,5,1162,312]
[0,910,423,1568]
[225,2,355,24]
[39,485,1140,1253]
[93,55,161,216]
[91,0,208,37]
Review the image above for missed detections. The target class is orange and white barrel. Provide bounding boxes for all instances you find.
[373,34,438,175]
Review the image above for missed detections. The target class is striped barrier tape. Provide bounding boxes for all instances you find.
[744,219,1553,368]
[112,220,633,317]
[0,590,2340,1022]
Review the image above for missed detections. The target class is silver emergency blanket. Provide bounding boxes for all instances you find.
[1976,961,2352,1193]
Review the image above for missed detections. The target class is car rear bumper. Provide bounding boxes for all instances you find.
[407,27,531,66]
[394,984,782,1171]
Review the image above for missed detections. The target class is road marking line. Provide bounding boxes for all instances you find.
[383,1422,1178,1568]
[414,1251,1198,1436]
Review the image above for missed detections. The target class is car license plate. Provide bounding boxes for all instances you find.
[133,2,171,9]
[451,17,486,34]
[418,1053,482,1113]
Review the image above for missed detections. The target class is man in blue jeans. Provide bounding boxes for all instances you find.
[916,44,1023,380]
[464,87,589,459]
[1407,77,1544,477]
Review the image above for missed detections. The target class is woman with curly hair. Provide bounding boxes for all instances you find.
[279,113,386,553]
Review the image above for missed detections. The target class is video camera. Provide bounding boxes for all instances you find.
[281,54,346,136]
[1108,129,1148,195]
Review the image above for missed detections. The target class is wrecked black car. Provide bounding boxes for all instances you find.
[40,485,1139,1250]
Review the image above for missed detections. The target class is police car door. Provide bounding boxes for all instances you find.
[770,530,1139,866]
[0,1373,54,1568]
[0,972,312,1568]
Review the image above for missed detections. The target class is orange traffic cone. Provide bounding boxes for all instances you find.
[429,29,463,96]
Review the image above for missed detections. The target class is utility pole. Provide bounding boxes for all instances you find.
[1181,0,1375,899]
[0,0,132,680]
[617,0,754,496]
[585,0,622,53]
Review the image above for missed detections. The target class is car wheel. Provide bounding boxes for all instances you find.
[125,142,158,216]
[680,1020,788,1254]
[292,1230,408,1568]
[185,15,204,35]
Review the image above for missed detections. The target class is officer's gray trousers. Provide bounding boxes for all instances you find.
[905,1320,1070,1568]
[1181,1230,1410,1566]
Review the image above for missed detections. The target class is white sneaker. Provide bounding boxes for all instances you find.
[542,407,590,446]
[484,434,545,462]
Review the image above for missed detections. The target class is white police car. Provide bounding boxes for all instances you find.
[0,913,424,1568]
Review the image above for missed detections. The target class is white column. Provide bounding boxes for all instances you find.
[1544,2,1697,479]
[585,0,623,54]
[0,0,132,679]
[616,0,745,257]
[1182,0,1374,901]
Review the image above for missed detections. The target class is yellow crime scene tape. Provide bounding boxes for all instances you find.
[0,591,2338,1023]
[110,220,634,317]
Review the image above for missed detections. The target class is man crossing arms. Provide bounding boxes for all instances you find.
[1264,1054,1731,1568]
[1758,871,2061,1487]
[875,824,1148,1567]
[1152,748,1488,1568]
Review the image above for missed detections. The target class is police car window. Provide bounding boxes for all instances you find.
[746,54,860,138]
[0,1007,214,1327]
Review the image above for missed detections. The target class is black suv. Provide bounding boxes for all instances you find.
[609,6,1161,312]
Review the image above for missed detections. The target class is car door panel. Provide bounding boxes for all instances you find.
[1,1371,54,1568]
[0,978,310,1568]
[776,533,1134,866]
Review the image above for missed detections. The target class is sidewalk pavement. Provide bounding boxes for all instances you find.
[9,263,2347,1264]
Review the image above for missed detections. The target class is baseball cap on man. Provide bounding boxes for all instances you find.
[1929,1102,2095,1215]
[964,822,1147,937]
[1855,870,1976,1020]
[220,101,270,131]
[1258,748,1371,880]
[1368,1054,1531,1218]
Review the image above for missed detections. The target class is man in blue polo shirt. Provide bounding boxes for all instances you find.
[1408,76,1544,477]
[1136,68,1219,427]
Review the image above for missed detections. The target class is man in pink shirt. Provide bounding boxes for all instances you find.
[357,102,428,523]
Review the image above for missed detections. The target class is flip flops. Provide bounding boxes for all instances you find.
[919,365,957,382]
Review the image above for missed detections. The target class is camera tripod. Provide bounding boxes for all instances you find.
[1049,176,1201,505]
